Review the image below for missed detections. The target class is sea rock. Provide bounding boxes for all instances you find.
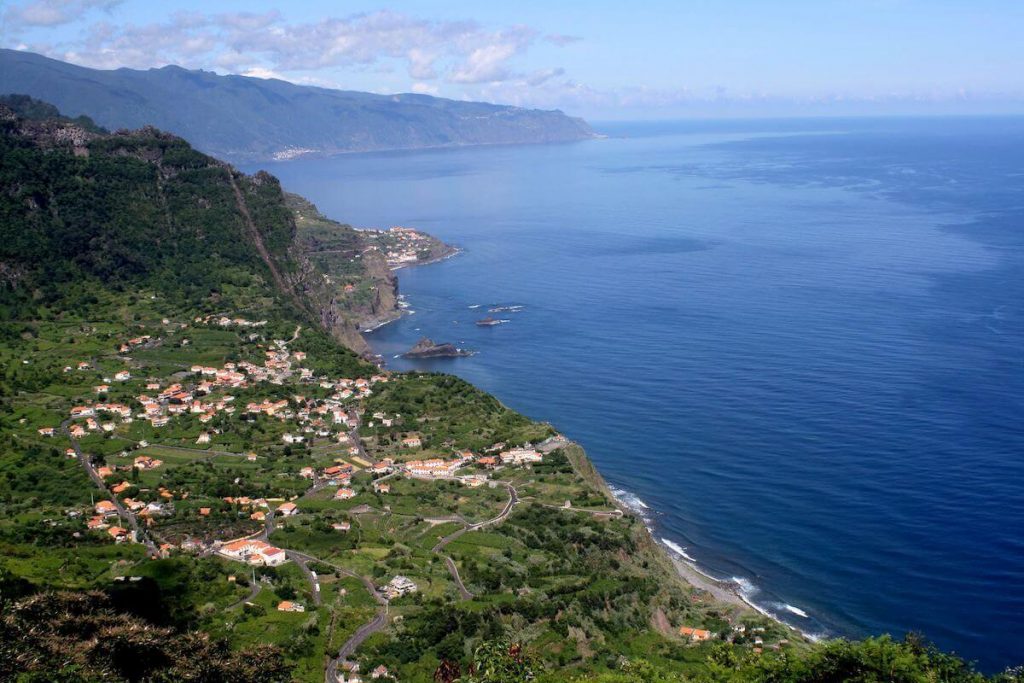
[402,337,473,359]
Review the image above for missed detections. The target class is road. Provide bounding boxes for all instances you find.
[278,548,389,683]
[226,580,262,610]
[289,552,322,606]
[143,443,253,460]
[430,482,519,601]
[469,481,518,530]
[62,418,158,555]
[540,502,624,518]
[324,610,388,683]
[442,555,474,600]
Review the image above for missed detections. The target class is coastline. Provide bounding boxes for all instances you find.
[389,245,463,272]
[610,483,812,640]
[358,245,805,642]
[357,246,461,333]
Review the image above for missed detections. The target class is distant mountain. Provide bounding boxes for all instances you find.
[0,49,594,162]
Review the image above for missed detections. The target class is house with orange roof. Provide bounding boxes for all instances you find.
[277,502,298,516]
[500,447,543,465]
[134,455,163,469]
[87,515,109,530]
[679,626,713,642]
[111,481,131,495]
[218,538,287,566]
[277,600,305,612]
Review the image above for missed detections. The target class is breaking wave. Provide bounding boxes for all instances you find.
[660,538,697,562]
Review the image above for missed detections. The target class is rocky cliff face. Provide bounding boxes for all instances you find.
[0,104,378,356]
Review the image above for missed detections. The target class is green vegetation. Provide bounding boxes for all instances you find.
[0,101,1016,683]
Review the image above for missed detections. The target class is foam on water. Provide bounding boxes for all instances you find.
[660,538,697,562]
[264,117,1024,671]
[779,603,810,618]
[609,486,652,523]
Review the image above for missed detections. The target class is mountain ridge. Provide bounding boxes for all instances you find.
[0,48,594,163]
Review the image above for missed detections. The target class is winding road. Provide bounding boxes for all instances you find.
[62,418,157,555]
[430,481,519,602]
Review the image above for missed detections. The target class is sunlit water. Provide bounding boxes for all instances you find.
[253,117,1024,671]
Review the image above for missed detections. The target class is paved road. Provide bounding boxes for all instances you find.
[430,482,519,601]
[325,610,388,683]
[289,552,322,606]
[146,443,251,459]
[281,548,388,683]
[226,581,262,610]
[442,555,474,600]
[540,502,624,518]
[469,482,518,530]
[62,418,157,555]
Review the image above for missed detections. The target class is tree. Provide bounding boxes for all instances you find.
[462,640,536,683]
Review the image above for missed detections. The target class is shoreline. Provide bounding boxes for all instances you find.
[389,246,463,272]
[357,242,804,641]
[608,485,812,640]
[358,246,461,333]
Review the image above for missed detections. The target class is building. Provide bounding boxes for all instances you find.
[219,538,288,566]
[334,488,356,500]
[679,626,713,642]
[277,502,298,516]
[277,601,305,612]
[383,575,418,600]
[134,455,163,469]
[499,448,543,465]
[405,458,462,479]
[401,436,422,449]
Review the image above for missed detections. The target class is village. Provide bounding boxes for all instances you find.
[10,304,788,682]
[360,226,458,270]
[35,312,646,680]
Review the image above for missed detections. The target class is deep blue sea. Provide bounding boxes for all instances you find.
[254,117,1024,671]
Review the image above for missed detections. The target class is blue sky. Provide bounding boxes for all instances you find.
[2,0,1023,118]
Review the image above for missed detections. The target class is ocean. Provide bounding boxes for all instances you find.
[253,117,1024,671]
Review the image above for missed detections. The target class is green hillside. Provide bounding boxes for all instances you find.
[0,49,594,163]
[0,103,1016,683]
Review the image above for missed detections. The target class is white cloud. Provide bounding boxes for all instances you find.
[3,0,120,28]
[38,8,561,89]
[240,66,286,81]
[410,82,439,95]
